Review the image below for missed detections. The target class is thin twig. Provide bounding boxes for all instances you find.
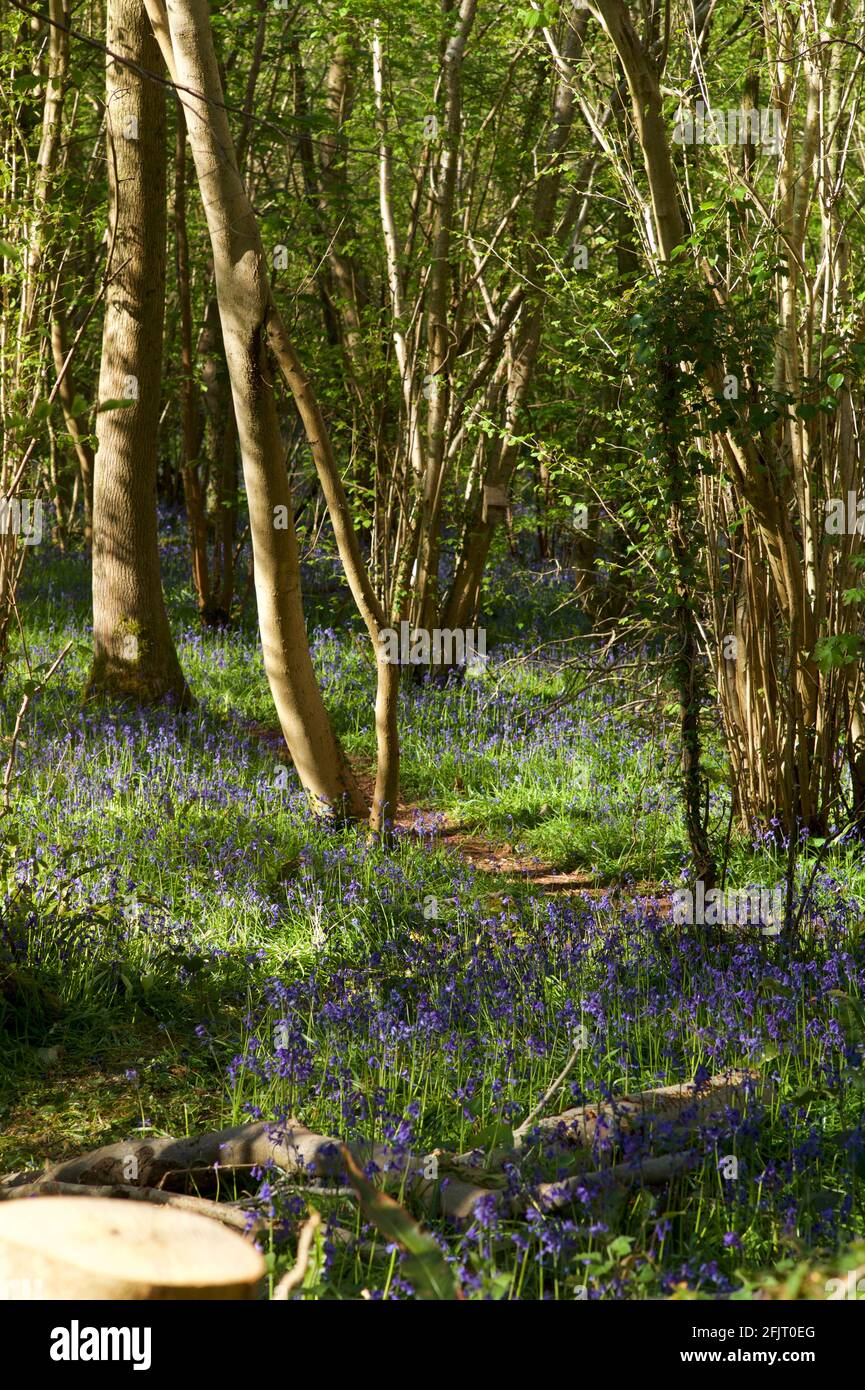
[1,640,72,814]
[272,1210,322,1300]
[513,1041,584,1142]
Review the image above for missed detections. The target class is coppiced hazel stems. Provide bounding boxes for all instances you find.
[580,0,865,836]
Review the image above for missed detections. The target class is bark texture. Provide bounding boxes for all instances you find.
[88,0,189,705]
[151,0,366,818]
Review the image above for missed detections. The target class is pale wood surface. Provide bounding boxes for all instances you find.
[0,1195,265,1299]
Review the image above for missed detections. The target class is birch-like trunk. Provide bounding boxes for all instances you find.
[151,0,368,819]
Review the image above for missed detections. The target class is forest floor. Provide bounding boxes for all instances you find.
[2,528,865,1299]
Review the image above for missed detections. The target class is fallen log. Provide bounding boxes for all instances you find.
[0,1070,765,1224]
[534,1150,697,1212]
[513,1067,767,1153]
[1,1123,305,1192]
[0,1181,261,1234]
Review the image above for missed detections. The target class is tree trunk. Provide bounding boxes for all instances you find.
[149,0,367,819]
[443,12,587,633]
[51,315,94,550]
[87,0,189,706]
[198,294,237,623]
[173,106,211,620]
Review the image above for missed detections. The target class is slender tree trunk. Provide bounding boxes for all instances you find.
[149,0,367,819]
[214,401,237,621]
[25,0,94,550]
[87,0,189,706]
[413,0,477,640]
[443,11,587,632]
[51,315,94,549]
[668,454,715,887]
[173,106,210,620]
[198,294,237,623]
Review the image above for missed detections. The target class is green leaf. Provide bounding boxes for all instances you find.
[814,633,864,673]
[788,1088,827,1106]
[607,1235,634,1259]
[341,1147,459,1300]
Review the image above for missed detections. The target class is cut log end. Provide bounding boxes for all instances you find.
[0,1196,266,1300]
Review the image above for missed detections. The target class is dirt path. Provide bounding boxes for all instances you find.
[248,728,672,906]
